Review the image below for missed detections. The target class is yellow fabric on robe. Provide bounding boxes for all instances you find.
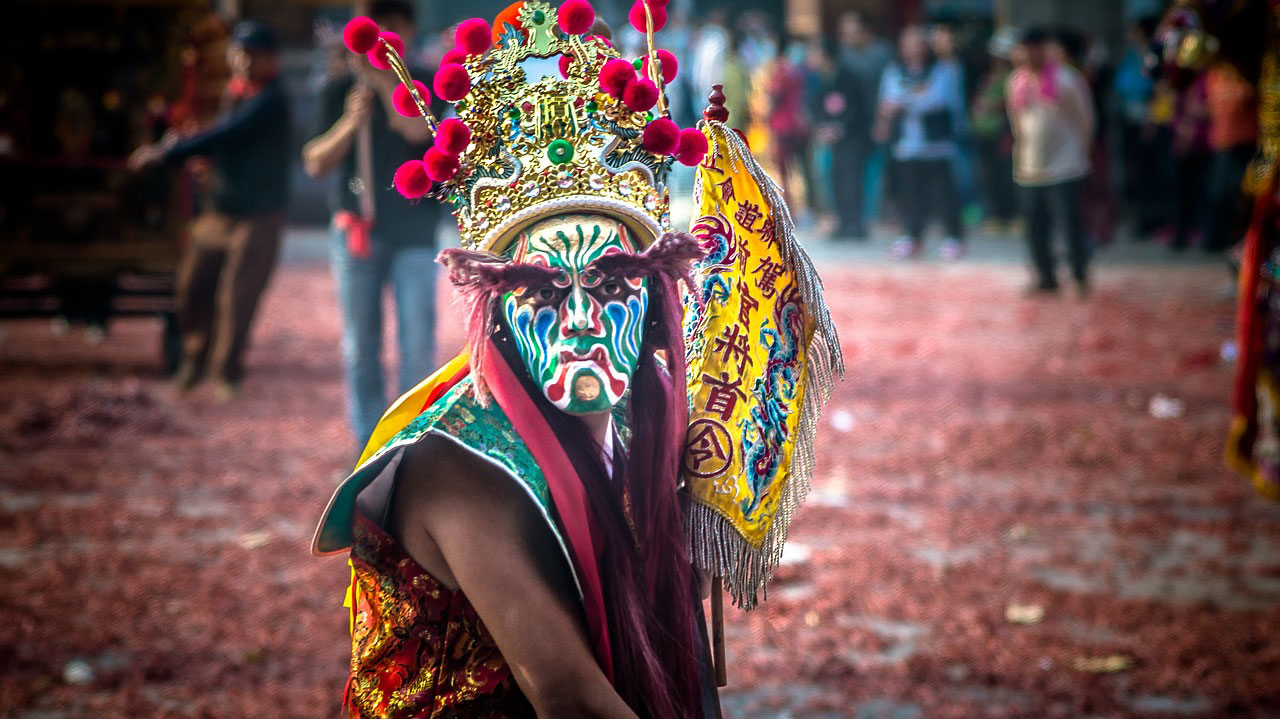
[343,351,470,634]
[355,351,471,468]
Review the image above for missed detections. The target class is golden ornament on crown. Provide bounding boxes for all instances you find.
[341,0,702,254]
[446,1,681,255]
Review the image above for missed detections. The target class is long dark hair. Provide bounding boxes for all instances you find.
[491,271,703,717]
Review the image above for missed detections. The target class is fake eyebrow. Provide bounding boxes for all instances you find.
[589,230,706,280]
[436,248,562,293]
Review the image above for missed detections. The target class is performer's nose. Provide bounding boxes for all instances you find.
[562,287,592,334]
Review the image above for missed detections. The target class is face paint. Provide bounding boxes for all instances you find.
[502,214,649,415]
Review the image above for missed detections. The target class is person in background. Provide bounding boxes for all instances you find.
[1113,17,1159,238]
[811,37,867,240]
[837,10,891,234]
[931,21,975,218]
[970,28,1018,232]
[1169,73,1212,251]
[1054,29,1115,248]
[691,7,729,100]
[718,29,750,136]
[1006,27,1095,297]
[302,0,443,451]
[129,20,290,399]
[764,33,812,214]
[875,24,966,260]
[1204,59,1259,253]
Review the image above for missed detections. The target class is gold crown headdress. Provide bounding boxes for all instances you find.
[341,0,704,256]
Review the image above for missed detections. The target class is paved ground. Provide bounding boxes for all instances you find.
[3,228,1279,718]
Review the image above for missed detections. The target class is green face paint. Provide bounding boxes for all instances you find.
[502,214,649,415]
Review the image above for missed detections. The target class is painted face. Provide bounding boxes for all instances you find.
[502,214,649,415]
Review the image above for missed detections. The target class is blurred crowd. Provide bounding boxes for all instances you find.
[21,1,1263,444]
[646,8,1258,282]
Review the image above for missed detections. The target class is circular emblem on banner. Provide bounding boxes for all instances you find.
[684,418,734,478]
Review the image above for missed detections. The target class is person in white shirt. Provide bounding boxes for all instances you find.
[1006,27,1096,296]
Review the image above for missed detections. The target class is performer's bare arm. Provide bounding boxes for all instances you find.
[394,437,639,719]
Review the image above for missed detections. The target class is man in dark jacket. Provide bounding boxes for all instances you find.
[131,20,291,398]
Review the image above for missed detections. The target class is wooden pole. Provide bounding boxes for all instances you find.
[712,575,727,686]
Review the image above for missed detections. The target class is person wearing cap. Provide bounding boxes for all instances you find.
[1006,26,1095,296]
[130,20,291,398]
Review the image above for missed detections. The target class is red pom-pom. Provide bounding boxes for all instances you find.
[435,118,472,155]
[343,16,380,54]
[423,147,461,181]
[622,78,659,112]
[367,31,405,70]
[558,0,596,35]
[455,18,492,56]
[441,47,468,66]
[599,58,635,97]
[642,48,678,84]
[641,118,679,155]
[590,34,613,48]
[629,1,667,33]
[559,54,573,78]
[434,63,472,102]
[675,127,708,166]
[393,160,433,198]
[391,81,431,117]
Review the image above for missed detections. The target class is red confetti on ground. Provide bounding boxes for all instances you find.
[2,254,1279,717]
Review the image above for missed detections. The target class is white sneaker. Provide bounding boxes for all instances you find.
[889,237,920,260]
[939,238,965,261]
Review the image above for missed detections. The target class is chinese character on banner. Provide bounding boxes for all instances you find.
[753,256,785,299]
[760,215,776,243]
[717,177,735,204]
[735,280,758,327]
[712,323,752,375]
[701,371,749,421]
[735,200,762,232]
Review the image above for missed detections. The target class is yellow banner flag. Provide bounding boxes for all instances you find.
[683,122,843,609]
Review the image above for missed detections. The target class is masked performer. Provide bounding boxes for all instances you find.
[313,2,842,717]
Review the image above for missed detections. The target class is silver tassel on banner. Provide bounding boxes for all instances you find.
[686,120,846,611]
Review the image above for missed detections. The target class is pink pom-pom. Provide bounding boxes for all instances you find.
[642,48,678,84]
[559,54,573,78]
[391,81,431,117]
[622,77,659,112]
[434,118,472,155]
[423,147,461,181]
[590,34,613,48]
[455,18,492,56]
[393,160,433,198]
[367,31,405,70]
[599,58,635,97]
[343,16,381,54]
[629,1,667,33]
[441,47,468,66]
[641,117,679,155]
[558,0,596,35]
[675,127,708,166]
[434,63,472,102]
